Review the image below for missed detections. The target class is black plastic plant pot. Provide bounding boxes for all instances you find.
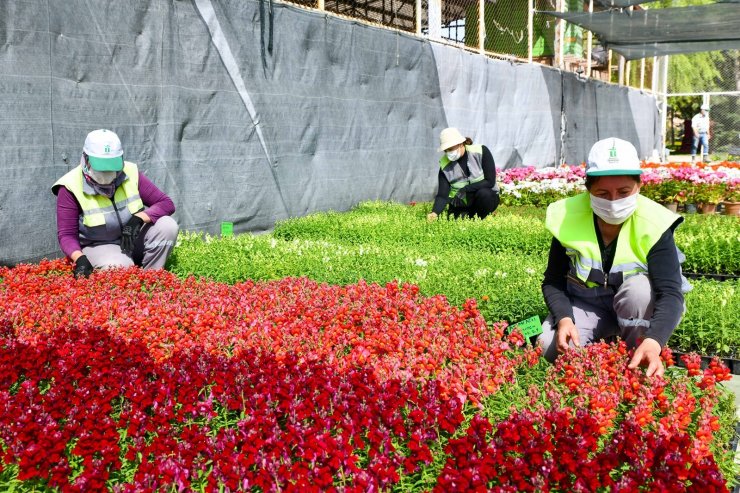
[684,272,740,281]
[671,350,740,376]
[734,421,740,493]
[731,359,740,376]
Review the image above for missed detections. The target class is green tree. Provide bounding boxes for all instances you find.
[666,50,739,153]
[667,52,727,95]
[655,0,730,95]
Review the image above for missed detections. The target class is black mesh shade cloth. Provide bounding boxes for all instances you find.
[540,2,740,60]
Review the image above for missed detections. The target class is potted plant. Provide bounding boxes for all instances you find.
[639,172,676,209]
[692,182,726,214]
[657,179,685,212]
[639,177,663,203]
[722,178,740,216]
[683,183,698,213]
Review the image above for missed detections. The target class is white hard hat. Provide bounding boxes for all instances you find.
[700,104,710,111]
[83,129,124,171]
[585,138,642,177]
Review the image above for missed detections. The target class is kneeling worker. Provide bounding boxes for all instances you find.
[537,138,689,377]
[52,129,179,278]
[427,127,499,221]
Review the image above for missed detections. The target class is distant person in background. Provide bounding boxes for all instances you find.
[537,138,690,378]
[52,129,179,278]
[590,43,608,67]
[427,127,499,222]
[691,104,710,163]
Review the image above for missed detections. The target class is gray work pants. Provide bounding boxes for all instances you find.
[82,216,179,270]
[537,274,654,363]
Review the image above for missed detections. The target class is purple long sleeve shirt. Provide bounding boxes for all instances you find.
[56,172,176,258]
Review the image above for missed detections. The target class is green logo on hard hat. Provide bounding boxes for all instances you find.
[608,142,619,163]
[104,144,111,154]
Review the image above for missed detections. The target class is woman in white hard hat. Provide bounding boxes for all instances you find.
[427,127,499,222]
[52,129,179,278]
[537,138,690,377]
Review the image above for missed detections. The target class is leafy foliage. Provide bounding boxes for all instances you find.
[675,278,740,358]
[677,214,740,274]
[169,201,740,357]
[169,229,549,324]
[668,53,728,97]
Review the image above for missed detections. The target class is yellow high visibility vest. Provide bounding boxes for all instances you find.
[546,192,681,287]
[52,161,144,228]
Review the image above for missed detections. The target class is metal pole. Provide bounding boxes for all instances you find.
[428,0,441,40]
[638,6,646,90]
[625,60,631,87]
[652,56,661,154]
[318,0,324,11]
[651,55,658,94]
[528,0,533,63]
[624,6,632,86]
[479,0,485,54]
[661,56,669,161]
[668,90,740,97]
[586,0,592,77]
[415,0,421,35]
[556,0,564,69]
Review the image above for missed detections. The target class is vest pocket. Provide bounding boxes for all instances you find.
[82,213,106,227]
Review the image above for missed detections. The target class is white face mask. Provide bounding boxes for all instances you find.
[446,149,461,162]
[590,194,638,225]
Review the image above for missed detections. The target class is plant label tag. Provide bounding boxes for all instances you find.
[221,222,234,237]
[509,316,542,338]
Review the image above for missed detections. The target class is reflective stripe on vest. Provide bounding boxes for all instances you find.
[439,145,486,199]
[546,192,681,288]
[52,162,144,228]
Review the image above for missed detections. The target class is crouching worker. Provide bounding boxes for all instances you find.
[52,129,179,278]
[427,127,499,222]
[537,138,690,377]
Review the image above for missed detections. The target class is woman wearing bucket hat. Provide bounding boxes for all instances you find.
[537,138,690,377]
[426,127,499,222]
[52,129,179,278]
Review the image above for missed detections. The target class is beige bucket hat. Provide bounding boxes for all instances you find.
[438,127,466,152]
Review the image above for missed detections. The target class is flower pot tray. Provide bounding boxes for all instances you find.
[671,350,740,376]
[684,272,740,281]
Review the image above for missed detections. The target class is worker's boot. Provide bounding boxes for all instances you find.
[703,154,709,164]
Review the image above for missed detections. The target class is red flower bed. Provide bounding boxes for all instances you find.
[0,322,464,491]
[0,261,734,491]
[436,342,732,492]
[0,260,538,406]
